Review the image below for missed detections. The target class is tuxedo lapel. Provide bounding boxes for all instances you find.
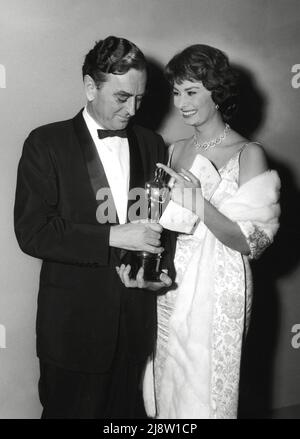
[73,112,149,225]
[73,110,119,223]
[126,126,147,220]
[127,126,145,190]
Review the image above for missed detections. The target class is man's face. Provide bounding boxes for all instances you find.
[86,68,147,130]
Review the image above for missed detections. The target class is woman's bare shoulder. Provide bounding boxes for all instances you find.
[239,142,269,184]
[167,137,193,169]
[228,129,265,159]
[172,137,193,148]
[169,137,192,158]
[241,141,267,162]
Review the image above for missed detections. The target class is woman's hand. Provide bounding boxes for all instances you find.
[156,163,202,211]
[116,265,172,292]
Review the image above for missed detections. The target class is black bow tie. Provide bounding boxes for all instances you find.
[97,129,127,140]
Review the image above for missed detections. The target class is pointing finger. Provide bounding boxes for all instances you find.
[156,163,185,183]
[180,168,200,185]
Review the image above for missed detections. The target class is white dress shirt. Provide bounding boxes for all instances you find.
[82,107,130,224]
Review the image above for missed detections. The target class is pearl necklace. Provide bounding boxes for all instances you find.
[193,123,231,150]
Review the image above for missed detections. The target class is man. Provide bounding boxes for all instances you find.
[14,36,172,418]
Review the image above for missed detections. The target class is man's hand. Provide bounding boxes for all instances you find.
[109,222,163,254]
[116,265,172,292]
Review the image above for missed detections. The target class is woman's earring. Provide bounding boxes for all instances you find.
[215,104,219,110]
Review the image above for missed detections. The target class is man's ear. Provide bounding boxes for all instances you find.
[83,75,97,102]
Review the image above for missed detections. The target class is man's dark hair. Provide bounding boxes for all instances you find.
[82,36,146,87]
[165,44,239,121]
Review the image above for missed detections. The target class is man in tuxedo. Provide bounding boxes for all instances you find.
[14,36,172,418]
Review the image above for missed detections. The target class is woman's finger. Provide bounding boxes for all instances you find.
[156,163,185,183]
[180,168,201,185]
[168,176,176,189]
[178,172,192,182]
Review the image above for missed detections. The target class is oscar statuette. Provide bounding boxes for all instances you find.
[123,167,169,282]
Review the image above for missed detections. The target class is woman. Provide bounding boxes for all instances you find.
[118,44,280,419]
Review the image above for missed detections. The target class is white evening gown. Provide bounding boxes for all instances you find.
[145,146,280,419]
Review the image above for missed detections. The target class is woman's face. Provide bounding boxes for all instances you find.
[173,79,217,127]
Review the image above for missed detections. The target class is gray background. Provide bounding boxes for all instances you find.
[0,0,299,418]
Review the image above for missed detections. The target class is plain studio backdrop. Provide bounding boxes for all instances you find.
[0,0,300,418]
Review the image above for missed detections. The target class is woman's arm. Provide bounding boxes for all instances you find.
[197,144,269,254]
[239,142,269,186]
[158,143,269,255]
[198,199,251,254]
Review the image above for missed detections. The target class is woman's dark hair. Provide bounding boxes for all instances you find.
[165,44,239,121]
[82,36,146,87]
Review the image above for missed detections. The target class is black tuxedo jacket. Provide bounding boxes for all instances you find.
[14,110,175,373]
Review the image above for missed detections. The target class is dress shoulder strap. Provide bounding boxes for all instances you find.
[240,141,262,152]
[167,144,175,167]
[167,138,188,167]
[236,141,263,184]
[238,141,263,161]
